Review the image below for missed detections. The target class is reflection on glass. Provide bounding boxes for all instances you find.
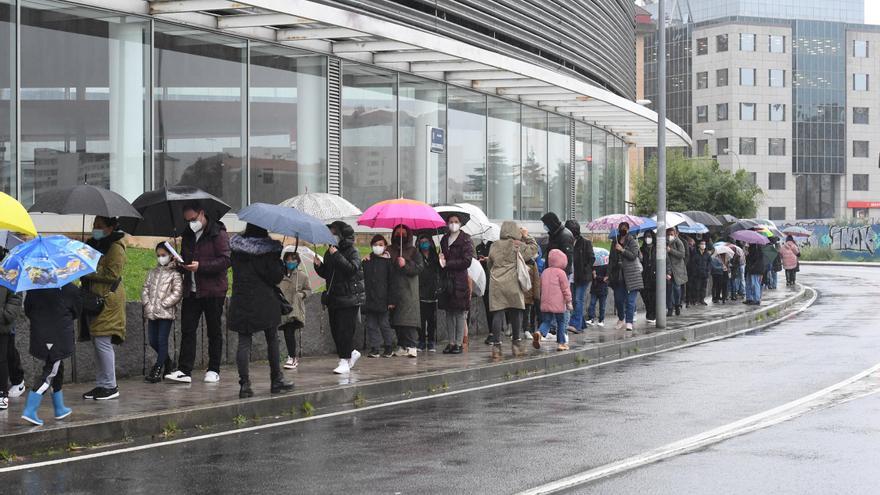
[521,107,547,220]
[548,115,570,220]
[447,88,486,212]
[250,46,326,203]
[487,97,520,219]
[591,131,607,217]
[341,63,396,209]
[0,0,13,195]
[574,123,592,220]
[399,76,446,204]
[154,24,245,209]
[796,174,837,219]
[20,2,149,206]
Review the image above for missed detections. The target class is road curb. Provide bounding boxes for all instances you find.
[799,261,880,267]
[3,286,812,457]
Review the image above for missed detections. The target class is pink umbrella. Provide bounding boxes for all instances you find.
[586,214,650,232]
[358,198,446,231]
[730,229,770,245]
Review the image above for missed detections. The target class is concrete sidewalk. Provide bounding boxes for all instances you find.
[0,285,810,457]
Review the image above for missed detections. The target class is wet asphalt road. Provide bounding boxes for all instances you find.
[4,266,880,494]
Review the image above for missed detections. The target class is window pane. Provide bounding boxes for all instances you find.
[697,71,708,89]
[696,139,708,156]
[853,107,869,124]
[0,0,13,195]
[716,34,728,52]
[770,35,785,53]
[853,140,869,157]
[154,25,244,209]
[740,68,755,86]
[697,105,708,123]
[574,123,591,220]
[250,47,326,203]
[740,137,756,155]
[591,130,607,217]
[768,172,786,190]
[768,206,786,221]
[854,73,868,91]
[769,138,786,156]
[548,115,570,221]
[854,40,868,58]
[853,174,869,191]
[770,69,785,87]
[770,103,786,122]
[22,2,149,206]
[717,103,728,121]
[717,137,729,154]
[487,97,520,219]
[697,37,708,55]
[521,107,547,220]
[341,63,396,209]
[447,88,486,212]
[740,103,755,121]
[399,76,446,204]
[716,68,728,87]
[740,33,755,51]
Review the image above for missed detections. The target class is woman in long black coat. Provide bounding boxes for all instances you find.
[229,223,290,398]
[640,231,657,323]
[438,214,474,354]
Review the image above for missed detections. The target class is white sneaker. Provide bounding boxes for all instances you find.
[283,356,298,370]
[523,330,533,339]
[349,350,361,369]
[8,380,25,398]
[407,347,418,358]
[646,319,656,325]
[333,359,350,374]
[625,323,634,331]
[393,346,407,357]
[586,320,595,327]
[0,396,7,410]
[203,371,220,383]
[164,370,192,383]
[597,321,605,327]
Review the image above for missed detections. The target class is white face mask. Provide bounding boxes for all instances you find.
[448,222,461,233]
[157,255,171,266]
[645,237,653,245]
[699,243,706,250]
[189,219,203,233]
[372,245,385,256]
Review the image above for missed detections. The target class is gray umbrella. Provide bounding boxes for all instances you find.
[0,230,24,250]
[238,203,336,245]
[279,192,361,221]
[29,184,142,219]
[683,210,723,227]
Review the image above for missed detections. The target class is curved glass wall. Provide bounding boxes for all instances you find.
[487,96,520,220]
[447,87,486,212]
[0,0,13,195]
[521,107,547,221]
[399,75,446,204]
[548,116,570,221]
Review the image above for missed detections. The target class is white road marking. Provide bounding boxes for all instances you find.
[0,289,817,474]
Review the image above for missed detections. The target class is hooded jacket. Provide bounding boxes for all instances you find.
[667,234,689,285]
[640,231,657,289]
[83,230,127,343]
[565,220,595,285]
[488,221,538,312]
[228,234,285,334]
[745,244,765,275]
[278,245,312,326]
[181,218,231,298]
[26,285,80,361]
[609,232,643,291]
[141,259,184,321]
[418,238,441,302]
[779,239,800,270]
[315,221,365,309]
[387,227,424,328]
[540,249,573,313]
[541,212,574,275]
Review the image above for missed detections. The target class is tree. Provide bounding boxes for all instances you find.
[633,150,763,218]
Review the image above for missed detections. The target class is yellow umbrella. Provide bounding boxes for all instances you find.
[0,191,37,237]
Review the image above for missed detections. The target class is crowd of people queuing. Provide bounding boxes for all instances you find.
[0,205,801,425]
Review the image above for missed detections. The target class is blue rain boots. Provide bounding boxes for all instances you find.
[52,390,72,420]
[21,391,44,426]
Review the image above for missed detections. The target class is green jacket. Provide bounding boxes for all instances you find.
[84,233,127,343]
[0,285,23,335]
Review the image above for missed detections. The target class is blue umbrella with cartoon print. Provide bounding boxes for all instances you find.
[0,235,101,292]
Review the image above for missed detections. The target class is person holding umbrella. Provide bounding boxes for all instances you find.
[640,230,657,324]
[779,235,801,287]
[81,216,127,401]
[228,223,292,398]
[744,243,765,305]
[388,224,424,358]
[666,227,688,317]
[608,222,643,332]
[166,203,231,384]
[314,221,365,374]
[565,220,595,332]
[439,214,474,355]
[417,233,441,353]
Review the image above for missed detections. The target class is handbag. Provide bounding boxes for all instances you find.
[516,251,532,292]
[275,287,293,315]
[81,278,121,316]
[321,272,336,308]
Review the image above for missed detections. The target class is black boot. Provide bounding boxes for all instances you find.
[675,305,681,316]
[270,376,294,394]
[666,308,673,317]
[239,379,254,399]
[144,364,163,383]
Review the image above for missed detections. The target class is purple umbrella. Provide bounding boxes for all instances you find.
[586,214,650,232]
[730,229,770,245]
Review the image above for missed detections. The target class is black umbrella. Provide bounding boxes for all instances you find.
[683,210,722,227]
[726,218,760,234]
[120,186,231,237]
[29,185,142,219]
[718,214,739,224]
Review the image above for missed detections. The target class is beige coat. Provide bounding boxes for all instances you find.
[141,263,184,320]
[278,264,312,326]
[488,221,538,312]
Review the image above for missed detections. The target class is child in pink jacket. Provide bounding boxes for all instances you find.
[533,249,573,351]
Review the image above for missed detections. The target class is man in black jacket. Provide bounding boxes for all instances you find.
[744,242,765,305]
[565,220,595,333]
[541,212,575,275]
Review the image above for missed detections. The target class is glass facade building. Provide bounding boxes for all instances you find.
[659,0,865,24]
[0,0,630,221]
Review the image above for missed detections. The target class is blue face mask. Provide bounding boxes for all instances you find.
[92,229,107,240]
[286,261,299,271]
[419,242,431,250]
[543,225,551,233]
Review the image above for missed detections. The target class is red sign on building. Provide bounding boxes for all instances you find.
[847,201,880,209]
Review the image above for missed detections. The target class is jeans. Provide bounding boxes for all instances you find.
[236,327,282,383]
[445,309,466,346]
[92,336,116,389]
[147,319,173,368]
[730,268,744,296]
[419,301,437,346]
[280,321,300,358]
[766,270,778,289]
[746,274,763,302]
[588,289,607,322]
[329,306,359,359]
[365,311,395,349]
[492,308,522,343]
[666,281,681,310]
[538,312,568,344]
[179,296,225,375]
[569,283,590,330]
[712,273,729,301]
[613,286,639,324]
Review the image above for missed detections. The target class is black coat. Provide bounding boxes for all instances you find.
[228,235,285,334]
[541,213,575,274]
[419,247,441,302]
[439,232,474,311]
[746,245,765,275]
[640,240,657,289]
[565,220,595,284]
[362,254,392,313]
[315,221,365,309]
[25,285,80,361]
[689,249,712,279]
[0,286,23,335]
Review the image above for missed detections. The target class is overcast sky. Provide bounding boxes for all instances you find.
[867,4,880,24]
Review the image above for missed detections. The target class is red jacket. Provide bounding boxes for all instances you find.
[540,249,572,313]
[180,220,231,298]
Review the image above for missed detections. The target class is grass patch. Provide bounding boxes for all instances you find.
[798,246,845,262]
[232,415,247,427]
[353,392,366,408]
[301,401,315,417]
[162,421,180,438]
[0,449,17,462]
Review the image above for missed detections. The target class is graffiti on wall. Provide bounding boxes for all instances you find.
[783,221,880,259]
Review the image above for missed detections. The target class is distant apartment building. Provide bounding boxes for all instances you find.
[639,0,880,222]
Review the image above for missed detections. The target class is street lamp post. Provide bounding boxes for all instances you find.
[655,0,667,329]
[723,148,742,171]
